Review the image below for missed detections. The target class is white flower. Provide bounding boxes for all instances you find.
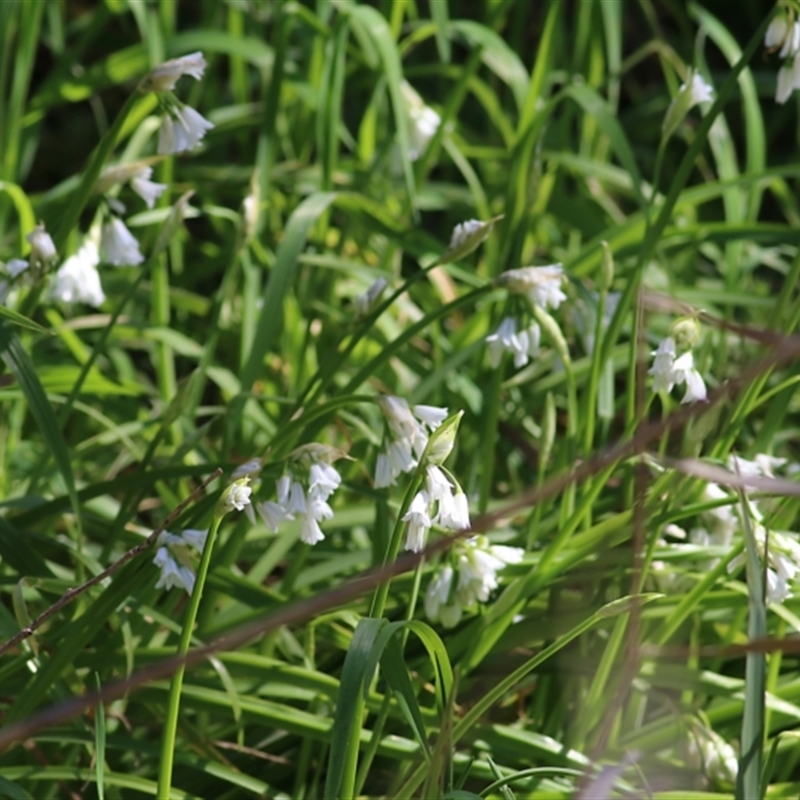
[766,17,800,58]
[287,481,307,515]
[497,265,567,310]
[48,241,105,308]
[232,459,262,480]
[101,218,144,266]
[402,490,432,552]
[154,546,196,593]
[256,501,287,532]
[276,475,292,507]
[26,223,56,269]
[401,81,440,160]
[456,537,523,605]
[354,277,388,317]
[152,529,208,594]
[377,395,418,440]
[222,478,252,513]
[158,105,214,155]
[437,490,470,531]
[486,317,540,369]
[425,465,452,501]
[689,724,738,784]
[308,462,342,500]
[142,51,207,93]
[300,513,325,545]
[5,258,29,278]
[672,351,707,403]
[448,220,482,250]
[776,62,795,104]
[649,337,676,393]
[413,405,448,430]
[683,72,714,106]
[424,565,463,628]
[130,167,168,209]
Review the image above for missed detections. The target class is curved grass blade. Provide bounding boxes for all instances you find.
[0,321,81,531]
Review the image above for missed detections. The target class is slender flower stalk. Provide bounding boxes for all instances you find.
[156,481,251,798]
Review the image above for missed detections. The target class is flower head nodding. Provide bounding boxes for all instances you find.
[140,52,208,93]
[48,241,105,308]
[101,217,145,266]
[153,529,209,594]
[496,265,567,311]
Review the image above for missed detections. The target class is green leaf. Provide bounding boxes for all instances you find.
[0,322,81,532]
[324,617,387,800]
[240,191,337,391]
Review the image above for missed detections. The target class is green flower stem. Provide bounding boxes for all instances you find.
[369,472,424,620]
[52,91,142,253]
[156,513,223,799]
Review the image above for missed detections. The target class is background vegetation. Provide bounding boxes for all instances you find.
[1,0,800,798]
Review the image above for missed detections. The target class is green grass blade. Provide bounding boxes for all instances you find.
[0,322,81,531]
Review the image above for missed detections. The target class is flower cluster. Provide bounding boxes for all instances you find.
[140,52,214,155]
[425,536,524,627]
[765,12,800,103]
[153,529,208,594]
[488,265,566,369]
[374,396,448,488]
[253,445,344,546]
[658,454,800,606]
[648,318,707,403]
[686,718,738,786]
[486,316,540,369]
[402,465,470,552]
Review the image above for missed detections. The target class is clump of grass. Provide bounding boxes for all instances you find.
[0,3,799,799]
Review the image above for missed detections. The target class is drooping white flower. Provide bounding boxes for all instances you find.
[308,462,342,500]
[158,104,214,155]
[424,565,463,628]
[256,501,287,533]
[688,722,738,785]
[377,395,419,441]
[374,396,449,486]
[683,72,714,106]
[141,51,208,93]
[456,538,524,605]
[413,405,448,430]
[232,459,263,480]
[497,265,567,310]
[154,546,196,593]
[48,241,105,308]
[401,81,440,161]
[448,219,482,250]
[26,223,57,269]
[5,258,29,278]
[649,337,676,393]
[776,62,795,104]
[101,218,145,266]
[354,277,388,318]
[672,351,707,403]
[300,512,325,545]
[402,490,433,552]
[152,529,208,594]
[766,16,800,58]
[436,489,470,531]
[486,317,540,369]
[130,167,168,209]
[662,69,714,139]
